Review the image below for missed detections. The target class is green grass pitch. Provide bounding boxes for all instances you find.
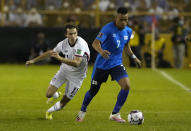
[0,64,191,131]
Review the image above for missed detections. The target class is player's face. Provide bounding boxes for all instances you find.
[66,28,78,45]
[115,13,128,29]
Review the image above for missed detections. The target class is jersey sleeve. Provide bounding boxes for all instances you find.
[96,25,109,43]
[74,43,86,57]
[53,41,63,53]
[127,28,133,44]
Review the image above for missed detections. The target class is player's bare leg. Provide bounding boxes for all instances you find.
[109,77,130,123]
[46,84,61,104]
[60,95,71,108]
[46,95,71,120]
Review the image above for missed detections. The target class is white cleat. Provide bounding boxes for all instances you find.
[76,111,86,122]
[109,113,126,123]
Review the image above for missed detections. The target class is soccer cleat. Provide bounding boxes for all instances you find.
[76,111,86,122]
[45,111,53,120]
[109,113,126,123]
[46,92,62,104]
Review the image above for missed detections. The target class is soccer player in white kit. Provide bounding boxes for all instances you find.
[26,25,90,120]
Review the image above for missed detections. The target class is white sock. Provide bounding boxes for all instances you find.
[47,101,61,113]
[53,92,59,99]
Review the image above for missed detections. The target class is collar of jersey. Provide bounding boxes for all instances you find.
[68,38,78,47]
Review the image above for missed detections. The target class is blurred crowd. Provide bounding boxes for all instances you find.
[0,0,190,68]
[0,0,190,30]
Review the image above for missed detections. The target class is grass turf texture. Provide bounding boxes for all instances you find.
[0,64,190,131]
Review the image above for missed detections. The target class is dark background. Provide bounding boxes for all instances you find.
[0,27,100,63]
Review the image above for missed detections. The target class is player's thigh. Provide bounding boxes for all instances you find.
[47,70,67,96]
[110,65,128,82]
[50,70,67,88]
[110,65,130,90]
[92,68,109,84]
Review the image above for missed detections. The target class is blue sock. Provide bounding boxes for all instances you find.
[81,91,93,112]
[112,89,129,114]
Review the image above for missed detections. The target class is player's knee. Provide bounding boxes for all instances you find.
[119,78,130,90]
[122,83,130,90]
[46,92,53,98]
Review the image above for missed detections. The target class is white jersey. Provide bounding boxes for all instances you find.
[53,36,90,79]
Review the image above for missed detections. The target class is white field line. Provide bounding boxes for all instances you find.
[158,70,191,93]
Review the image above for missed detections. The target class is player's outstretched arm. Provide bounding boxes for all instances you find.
[92,39,110,59]
[50,51,82,67]
[127,44,142,68]
[25,50,53,66]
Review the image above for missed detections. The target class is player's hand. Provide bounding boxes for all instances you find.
[25,60,35,66]
[100,50,111,59]
[134,58,142,68]
[50,51,61,60]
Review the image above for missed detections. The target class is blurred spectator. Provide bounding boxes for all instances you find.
[148,2,164,17]
[168,2,179,20]
[157,0,169,11]
[14,0,21,6]
[25,8,43,27]
[144,31,171,68]
[129,20,143,67]
[107,0,115,11]
[66,15,79,26]
[35,0,46,10]
[18,0,27,10]
[171,17,188,68]
[127,0,140,12]
[0,6,10,26]
[83,0,95,10]
[115,0,124,8]
[60,1,70,11]
[99,0,110,11]
[144,2,164,31]
[144,0,151,8]
[137,0,148,12]
[54,16,64,27]
[184,0,191,12]
[29,32,51,64]
[9,7,26,26]
[45,0,63,10]
[6,0,17,11]
[26,0,37,10]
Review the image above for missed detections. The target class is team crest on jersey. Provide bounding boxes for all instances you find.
[77,49,82,54]
[97,32,103,38]
[73,49,76,54]
[124,36,128,40]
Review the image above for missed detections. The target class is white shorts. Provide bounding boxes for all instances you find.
[50,69,83,99]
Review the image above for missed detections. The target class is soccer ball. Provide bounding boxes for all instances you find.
[128,110,144,125]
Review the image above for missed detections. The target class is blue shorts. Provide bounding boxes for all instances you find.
[91,65,128,83]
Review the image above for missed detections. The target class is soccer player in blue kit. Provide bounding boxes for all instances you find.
[76,7,142,123]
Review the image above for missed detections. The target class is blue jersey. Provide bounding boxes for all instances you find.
[94,22,132,70]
